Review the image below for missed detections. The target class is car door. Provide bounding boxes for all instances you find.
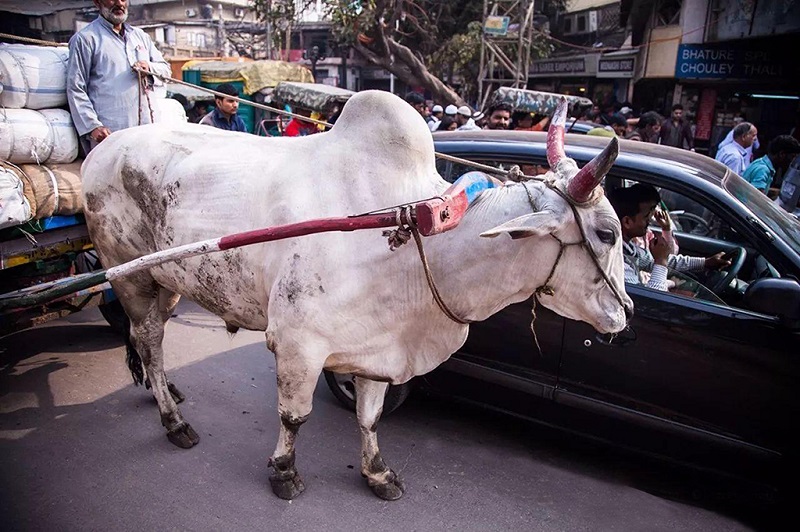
[427,152,565,406]
[557,177,799,463]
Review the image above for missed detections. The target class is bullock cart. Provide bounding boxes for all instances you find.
[0,215,126,336]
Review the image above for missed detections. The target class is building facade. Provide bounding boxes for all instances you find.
[623,0,800,155]
[528,0,635,109]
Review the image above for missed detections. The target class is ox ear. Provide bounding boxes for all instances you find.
[480,211,561,239]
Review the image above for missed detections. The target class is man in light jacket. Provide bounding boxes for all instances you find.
[67,0,171,153]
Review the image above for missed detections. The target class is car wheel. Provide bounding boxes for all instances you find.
[322,370,412,416]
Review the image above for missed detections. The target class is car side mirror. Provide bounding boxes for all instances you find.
[744,278,800,328]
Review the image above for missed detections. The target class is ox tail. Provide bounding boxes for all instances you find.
[123,315,145,386]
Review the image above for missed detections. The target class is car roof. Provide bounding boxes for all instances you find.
[564,120,596,133]
[432,130,729,188]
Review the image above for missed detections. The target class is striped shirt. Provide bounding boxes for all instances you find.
[623,241,705,291]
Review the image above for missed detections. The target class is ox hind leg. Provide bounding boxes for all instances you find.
[114,274,198,449]
[355,377,405,500]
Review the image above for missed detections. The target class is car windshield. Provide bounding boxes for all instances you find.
[723,171,800,254]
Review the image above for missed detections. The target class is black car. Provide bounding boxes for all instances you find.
[324,130,800,489]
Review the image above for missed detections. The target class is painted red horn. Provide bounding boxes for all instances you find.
[567,136,619,203]
[546,97,569,168]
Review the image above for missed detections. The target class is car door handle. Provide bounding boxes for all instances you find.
[594,327,637,347]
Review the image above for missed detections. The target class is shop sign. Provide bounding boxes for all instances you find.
[597,55,636,78]
[530,55,597,78]
[676,43,793,80]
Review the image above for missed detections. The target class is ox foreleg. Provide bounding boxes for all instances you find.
[355,377,405,500]
[114,276,197,449]
[267,352,322,500]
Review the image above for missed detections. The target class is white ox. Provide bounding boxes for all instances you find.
[81,90,632,501]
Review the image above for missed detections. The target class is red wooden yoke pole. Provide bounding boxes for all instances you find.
[218,212,405,250]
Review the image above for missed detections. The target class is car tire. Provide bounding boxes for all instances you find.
[323,369,412,416]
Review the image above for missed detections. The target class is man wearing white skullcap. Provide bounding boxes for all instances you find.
[428,104,444,131]
[455,105,481,131]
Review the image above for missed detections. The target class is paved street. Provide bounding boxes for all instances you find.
[0,301,774,531]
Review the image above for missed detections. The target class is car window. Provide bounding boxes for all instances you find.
[612,179,787,317]
[657,188,739,243]
[724,171,800,255]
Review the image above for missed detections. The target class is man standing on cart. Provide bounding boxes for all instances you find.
[66,0,171,154]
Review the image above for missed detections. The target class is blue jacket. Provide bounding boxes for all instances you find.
[200,108,247,132]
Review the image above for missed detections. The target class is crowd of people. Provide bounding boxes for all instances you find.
[404,90,800,213]
[404,92,516,132]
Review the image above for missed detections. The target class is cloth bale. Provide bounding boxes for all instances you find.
[0,163,32,229]
[14,160,84,219]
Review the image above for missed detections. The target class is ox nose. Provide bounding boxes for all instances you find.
[624,303,634,321]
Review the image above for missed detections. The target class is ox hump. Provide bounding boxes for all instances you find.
[329,91,438,181]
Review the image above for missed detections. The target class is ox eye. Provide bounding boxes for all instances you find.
[596,229,616,245]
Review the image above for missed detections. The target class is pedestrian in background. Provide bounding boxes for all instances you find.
[715,122,758,176]
[437,116,458,132]
[626,111,662,142]
[405,92,428,119]
[659,104,694,150]
[283,108,318,137]
[67,0,171,153]
[428,104,443,131]
[718,117,759,165]
[484,103,512,130]
[588,113,628,138]
[511,111,549,131]
[199,83,247,132]
[456,106,481,131]
[742,135,800,194]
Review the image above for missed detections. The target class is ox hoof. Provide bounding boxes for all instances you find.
[167,423,200,449]
[370,473,405,501]
[167,382,186,404]
[269,473,305,500]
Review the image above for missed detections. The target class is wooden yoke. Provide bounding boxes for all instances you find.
[414,172,498,236]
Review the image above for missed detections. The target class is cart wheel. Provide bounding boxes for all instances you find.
[322,370,412,416]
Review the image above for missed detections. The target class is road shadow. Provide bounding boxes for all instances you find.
[377,391,785,531]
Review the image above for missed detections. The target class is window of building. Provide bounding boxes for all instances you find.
[577,14,587,32]
[654,0,682,27]
[564,17,573,34]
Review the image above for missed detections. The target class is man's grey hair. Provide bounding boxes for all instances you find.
[733,122,754,139]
